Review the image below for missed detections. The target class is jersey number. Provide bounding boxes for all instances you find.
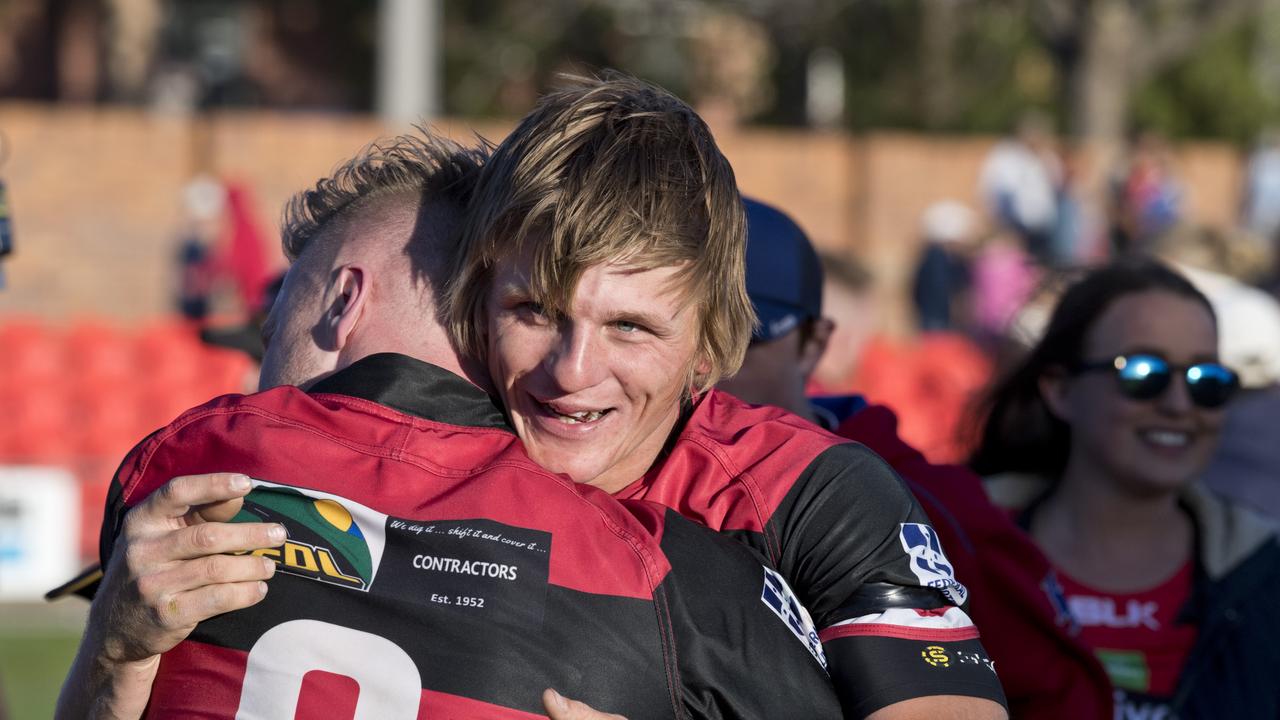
[236,619,422,719]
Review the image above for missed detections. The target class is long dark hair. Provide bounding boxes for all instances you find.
[969,259,1215,478]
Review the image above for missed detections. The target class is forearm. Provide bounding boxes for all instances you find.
[56,632,159,720]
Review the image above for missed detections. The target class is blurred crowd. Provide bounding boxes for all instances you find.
[5,76,1280,719]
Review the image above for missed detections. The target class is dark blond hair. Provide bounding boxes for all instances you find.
[447,72,754,391]
[281,128,488,264]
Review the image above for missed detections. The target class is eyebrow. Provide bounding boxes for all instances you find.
[1119,346,1220,364]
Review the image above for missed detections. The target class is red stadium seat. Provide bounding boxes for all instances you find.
[0,319,67,389]
[67,319,136,388]
[5,385,76,462]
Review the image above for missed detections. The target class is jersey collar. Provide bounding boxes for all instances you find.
[308,353,511,431]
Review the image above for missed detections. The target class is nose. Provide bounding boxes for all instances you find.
[541,321,607,394]
[1156,372,1195,415]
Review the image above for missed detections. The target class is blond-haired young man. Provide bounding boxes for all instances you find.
[448,73,1007,719]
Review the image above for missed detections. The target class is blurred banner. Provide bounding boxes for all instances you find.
[0,466,80,601]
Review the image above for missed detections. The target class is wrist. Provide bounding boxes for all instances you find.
[86,654,160,720]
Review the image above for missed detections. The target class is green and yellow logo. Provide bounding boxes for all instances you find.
[233,482,387,592]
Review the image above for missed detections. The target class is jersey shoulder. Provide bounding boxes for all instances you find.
[642,389,913,536]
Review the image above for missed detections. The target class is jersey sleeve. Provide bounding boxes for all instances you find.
[97,429,164,572]
[770,442,1007,717]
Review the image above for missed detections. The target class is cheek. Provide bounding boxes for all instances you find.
[1065,386,1131,443]
[1194,408,1227,437]
[632,347,696,404]
[488,318,549,384]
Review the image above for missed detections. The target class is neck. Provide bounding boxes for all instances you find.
[1034,454,1192,590]
[339,320,490,394]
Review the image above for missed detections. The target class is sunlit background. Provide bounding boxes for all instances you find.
[2,1,1279,716]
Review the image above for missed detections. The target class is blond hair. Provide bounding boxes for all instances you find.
[447,72,754,390]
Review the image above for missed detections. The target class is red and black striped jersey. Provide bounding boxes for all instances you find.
[621,390,1009,716]
[99,354,841,719]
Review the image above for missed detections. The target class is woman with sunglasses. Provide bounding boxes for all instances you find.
[970,259,1280,718]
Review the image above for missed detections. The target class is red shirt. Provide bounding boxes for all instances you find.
[826,402,1114,719]
[1059,563,1197,708]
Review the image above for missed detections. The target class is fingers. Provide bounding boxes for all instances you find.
[195,495,248,524]
[542,689,628,720]
[133,473,253,527]
[165,521,287,561]
[141,554,277,600]
[155,580,271,631]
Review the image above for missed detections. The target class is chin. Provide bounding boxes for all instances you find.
[1121,467,1198,498]
[524,445,596,486]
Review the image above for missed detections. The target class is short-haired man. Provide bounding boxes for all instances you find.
[447,73,1007,718]
[57,132,842,719]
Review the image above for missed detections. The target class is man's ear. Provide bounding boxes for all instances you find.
[321,265,368,351]
[1038,367,1072,423]
[797,317,835,380]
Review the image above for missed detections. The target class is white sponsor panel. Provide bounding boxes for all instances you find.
[0,466,80,601]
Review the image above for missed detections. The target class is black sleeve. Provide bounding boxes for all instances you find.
[771,443,1008,716]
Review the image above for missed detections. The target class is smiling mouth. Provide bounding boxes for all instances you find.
[541,401,614,425]
[1139,429,1191,448]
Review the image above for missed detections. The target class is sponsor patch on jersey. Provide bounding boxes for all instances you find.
[760,566,828,671]
[234,480,388,592]
[378,517,552,626]
[919,645,995,674]
[898,522,968,606]
[1097,649,1151,693]
[234,481,553,623]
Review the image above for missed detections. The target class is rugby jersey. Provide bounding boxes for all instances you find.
[99,354,840,719]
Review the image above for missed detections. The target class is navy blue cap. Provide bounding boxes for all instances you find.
[743,197,823,342]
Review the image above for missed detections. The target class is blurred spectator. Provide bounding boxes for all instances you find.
[970,229,1041,346]
[911,200,976,332]
[175,174,225,320]
[1153,225,1280,518]
[718,198,832,421]
[1110,131,1184,256]
[1050,147,1091,266]
[978,112,1062,264]
[809,250,874,395]
[971,260,1278,718]
[174,176,275,322]
[199,271,285,365]
[720,197,1113,718]
[1242,129,1280,247]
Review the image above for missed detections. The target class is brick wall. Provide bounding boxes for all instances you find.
[0,104,1245,333]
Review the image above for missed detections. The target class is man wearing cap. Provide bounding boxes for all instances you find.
[719,196,1113,718]
[716,198,836,426]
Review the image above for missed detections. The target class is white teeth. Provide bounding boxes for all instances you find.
[1142,430,1189,448]
[546,405,606,423]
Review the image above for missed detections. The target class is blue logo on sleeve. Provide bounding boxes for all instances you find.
[898,523,968,606]
[761,567,828,671]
